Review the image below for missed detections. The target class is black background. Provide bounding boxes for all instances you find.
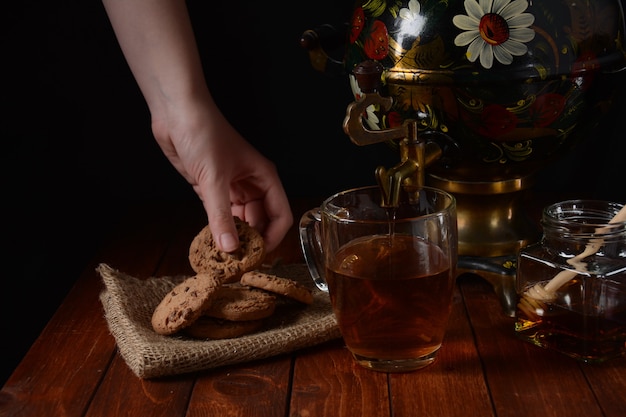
[2,0,625,384]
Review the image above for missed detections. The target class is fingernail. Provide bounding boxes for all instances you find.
[219,233,238,252]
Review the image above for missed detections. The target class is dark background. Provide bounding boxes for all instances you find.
[2,0,625,384]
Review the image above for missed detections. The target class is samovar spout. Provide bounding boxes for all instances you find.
[343,61,441,207]
[375,122,432,208]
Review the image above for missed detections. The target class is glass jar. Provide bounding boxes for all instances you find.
[515,200,626,362]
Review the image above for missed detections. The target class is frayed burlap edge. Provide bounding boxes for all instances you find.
[97,263,340,379]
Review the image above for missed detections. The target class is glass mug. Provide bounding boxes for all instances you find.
[299,186,458,372]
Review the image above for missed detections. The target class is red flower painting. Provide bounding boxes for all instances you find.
[364,20,389,60]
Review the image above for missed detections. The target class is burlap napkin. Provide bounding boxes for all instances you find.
[97,263,340,379]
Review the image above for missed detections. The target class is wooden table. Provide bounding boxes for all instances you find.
[1,197,625,417]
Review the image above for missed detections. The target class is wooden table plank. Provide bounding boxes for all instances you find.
[3,196,624,417]
[85,201,204,417]
[0,272,115,417]
[189,358,292,417]
[87,359,195,417]
[284,196,393,417]
[460,274,609,417]
[0,201,191,417]
[389,284,495,417]
[580,359,626,417]
[290,339,391,417]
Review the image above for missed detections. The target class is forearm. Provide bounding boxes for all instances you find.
[102,0,211,117]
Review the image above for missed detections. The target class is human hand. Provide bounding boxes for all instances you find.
[102,0,292,253]
[151,97,293,253]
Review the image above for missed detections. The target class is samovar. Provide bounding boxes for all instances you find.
[302,0,626,315]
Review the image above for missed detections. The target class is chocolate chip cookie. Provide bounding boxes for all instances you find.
[240,271,314,305]
[203,285,277,321]
[151,272,222,335]
[188,217,265,283]
[184,316,265,340]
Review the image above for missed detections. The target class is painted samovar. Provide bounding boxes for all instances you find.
[302,0,626,315]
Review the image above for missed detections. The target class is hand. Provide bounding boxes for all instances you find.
[151,96,293,253]
[102,0,293,253]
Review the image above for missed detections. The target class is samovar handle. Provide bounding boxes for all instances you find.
[343,61,442,207]
[342,60,409,146]
[300,25,346,77]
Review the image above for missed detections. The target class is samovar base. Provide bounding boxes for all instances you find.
[458,255,517,317]
[429,175,542,317]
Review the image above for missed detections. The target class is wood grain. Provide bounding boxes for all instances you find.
[1,197,624,417]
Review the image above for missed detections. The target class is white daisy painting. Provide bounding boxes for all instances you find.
[453,0,535,69]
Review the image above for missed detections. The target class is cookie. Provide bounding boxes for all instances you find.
[240,271,314,305]
[188,217,265,283]
[203,285,277,321]
[184,316,265,340]
[151,273,222,335]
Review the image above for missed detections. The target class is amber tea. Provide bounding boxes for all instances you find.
[326,234,455,363]
[300,185,457,372]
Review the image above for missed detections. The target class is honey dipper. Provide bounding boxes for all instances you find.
[518,204,626,319]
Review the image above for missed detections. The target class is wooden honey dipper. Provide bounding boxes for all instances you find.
[518,204,626,319]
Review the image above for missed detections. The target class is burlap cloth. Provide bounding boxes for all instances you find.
[97,263,340,379]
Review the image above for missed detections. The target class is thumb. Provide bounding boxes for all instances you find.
[202,192,239,253]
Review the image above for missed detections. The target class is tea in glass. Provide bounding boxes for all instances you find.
[300,186,457,371]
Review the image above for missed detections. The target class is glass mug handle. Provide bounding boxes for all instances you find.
[298,208,328,292]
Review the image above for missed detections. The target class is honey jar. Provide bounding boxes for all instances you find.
[515,200,626,362]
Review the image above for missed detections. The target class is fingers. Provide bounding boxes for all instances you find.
[191,142,291,253]
[257,185,294,253]
[262,209,293,253]
[201,189,240,253]
[198,175,292,253]
[232,200,266,233]
[205,201,292,254]
[200,186,292,253]
[236,197,293,253]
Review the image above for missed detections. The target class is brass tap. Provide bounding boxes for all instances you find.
[345,107,440,207]
[375,122,425,207]
[343,61,441,207]
[343,61,443,207]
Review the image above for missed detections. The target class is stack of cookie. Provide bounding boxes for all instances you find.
[151,217,313,340]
